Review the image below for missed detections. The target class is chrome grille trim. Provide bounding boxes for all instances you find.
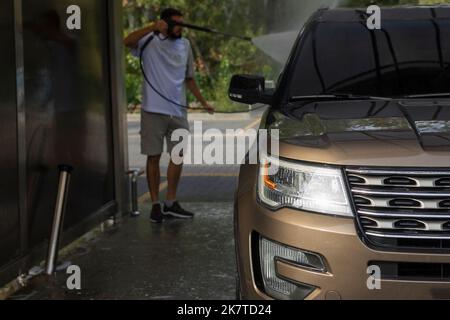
[347,169,450,176]
[358,209,450,219]
[347,168,450,250]
[352,188,450,198]
[361,217,450,231]
[365,231,450,240]
[349,174,437,187]
[354,196,443,209]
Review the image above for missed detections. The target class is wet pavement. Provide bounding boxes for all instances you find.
[12,202,236,300]
[9,110,264,300]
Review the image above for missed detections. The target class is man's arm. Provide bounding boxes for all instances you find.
[186,78,215,114]
[123,20,167,49]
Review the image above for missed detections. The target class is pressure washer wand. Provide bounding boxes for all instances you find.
[176,21,252,42]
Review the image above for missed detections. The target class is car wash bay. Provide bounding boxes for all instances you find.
[0,0,264,299]
[0,0,126,291]
[10,110,265,300]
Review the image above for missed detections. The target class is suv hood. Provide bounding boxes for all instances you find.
[268,100,450,167]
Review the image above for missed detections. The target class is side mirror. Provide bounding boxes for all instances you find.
[228,74,273,105]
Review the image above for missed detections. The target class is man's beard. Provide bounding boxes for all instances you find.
[169,31,182,39]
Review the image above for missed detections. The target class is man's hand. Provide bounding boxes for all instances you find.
[124,20,168,48]
[186,78,215,114]
[202,102,215,115]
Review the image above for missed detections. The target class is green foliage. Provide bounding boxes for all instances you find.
[123,0,450,112]
[125,53,142,105]
[123,0,273,112]
[346,0,450,7]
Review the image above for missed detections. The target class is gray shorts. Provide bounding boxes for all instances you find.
[140,111,190,156]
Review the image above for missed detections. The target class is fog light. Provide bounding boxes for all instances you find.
[259,236,324,300]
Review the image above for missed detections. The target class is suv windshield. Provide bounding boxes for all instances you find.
[288,20,450,99]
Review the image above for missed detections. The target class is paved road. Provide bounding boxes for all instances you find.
[10,109,265,300]
[128,110,265,203]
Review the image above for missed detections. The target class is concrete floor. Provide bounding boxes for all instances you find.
[12,202,236,300]
[9,110,264,300]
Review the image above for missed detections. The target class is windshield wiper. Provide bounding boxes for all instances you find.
[289,93,392,102]
[403,93,450,99]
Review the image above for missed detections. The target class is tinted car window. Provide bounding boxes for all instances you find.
[288,20,450,98]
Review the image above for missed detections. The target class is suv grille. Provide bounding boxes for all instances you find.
[346,169,450,251]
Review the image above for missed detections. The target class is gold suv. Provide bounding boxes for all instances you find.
[229,6,450,300]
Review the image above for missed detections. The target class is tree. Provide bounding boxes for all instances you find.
[123,0,450,110]
[123,0,272,112]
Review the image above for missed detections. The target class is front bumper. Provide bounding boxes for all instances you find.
[235,166,450,300]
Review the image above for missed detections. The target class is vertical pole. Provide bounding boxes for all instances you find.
[45,165,73,275]
[14,0,28,261]
[107,0,129,219]
[127,169,144,217]
[131,172,139,216]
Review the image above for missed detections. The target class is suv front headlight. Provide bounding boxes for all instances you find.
[258,155,353,217]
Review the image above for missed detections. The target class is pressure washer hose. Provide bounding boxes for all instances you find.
[139,34,190,110]
[138,27,267,114]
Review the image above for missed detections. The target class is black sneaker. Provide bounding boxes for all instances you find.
[163,202,194,219]
[150,204,163,224]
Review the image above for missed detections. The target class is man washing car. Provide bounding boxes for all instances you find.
[124,8,214,223]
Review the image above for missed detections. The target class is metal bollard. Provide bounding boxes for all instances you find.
[127,169,145,217]
[45,165,73,275]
